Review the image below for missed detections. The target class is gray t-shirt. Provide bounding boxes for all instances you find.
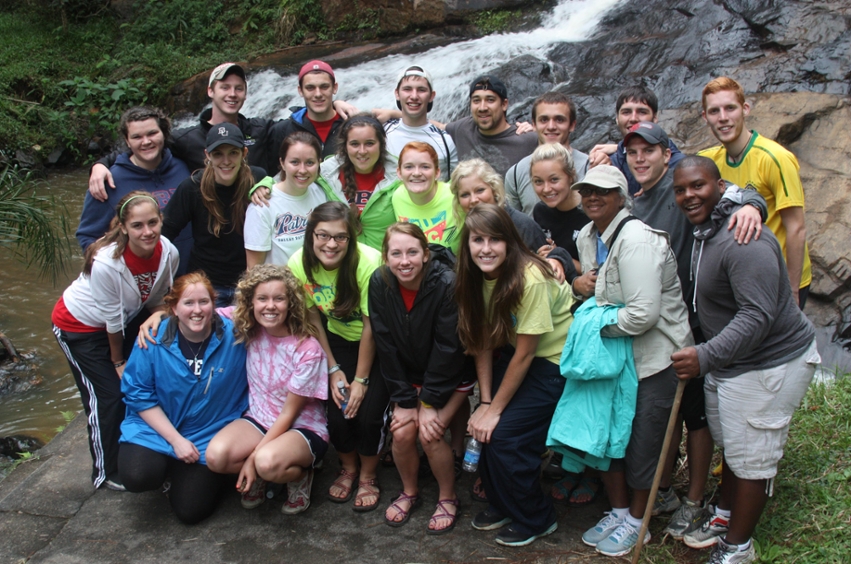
[384,119,458,181]
[445,117,538,177]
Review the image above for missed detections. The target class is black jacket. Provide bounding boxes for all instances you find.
[271,107,345,161]
[368,246,468,409]
[96,109,278,176]
[161,166,265,288]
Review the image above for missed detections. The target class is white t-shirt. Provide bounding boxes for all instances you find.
[244,183,328,266]
[384,119,458,181]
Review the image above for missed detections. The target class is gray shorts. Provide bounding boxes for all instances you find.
[705,339,819,480]
[609,365,679,490]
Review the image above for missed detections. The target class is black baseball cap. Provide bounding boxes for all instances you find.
[623,121,670,147]
[205,122,245,152]
[469,75,508,100]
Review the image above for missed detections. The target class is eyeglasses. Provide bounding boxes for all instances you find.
[578,187,618,198]
[314,232,350,243]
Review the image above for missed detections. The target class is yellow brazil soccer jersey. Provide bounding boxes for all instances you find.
[699,131,811,288]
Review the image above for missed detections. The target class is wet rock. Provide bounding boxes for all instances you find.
[0,435,44,458]
[485,54,568,121]
[0,351,42,396]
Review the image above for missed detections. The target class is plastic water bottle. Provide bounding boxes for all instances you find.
[337,381,350,419]
[462,438,482,472]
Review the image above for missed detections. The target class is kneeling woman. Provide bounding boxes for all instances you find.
[457,204,575,547]
[205,264,329,514]
[370,223,471,533]
[119,273,248,524]
[287,202,386,511]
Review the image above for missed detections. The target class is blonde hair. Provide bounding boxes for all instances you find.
[529,143,576,182]
[448,158,505,225]
[231,264,316,344]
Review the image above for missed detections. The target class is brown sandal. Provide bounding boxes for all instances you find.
[327,468,358,503]
[353,478,380,512]
[427,497,459,535]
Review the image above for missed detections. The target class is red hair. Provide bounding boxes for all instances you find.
[163,272,217,313]
[399,141,439,170]
[702,77,745,111]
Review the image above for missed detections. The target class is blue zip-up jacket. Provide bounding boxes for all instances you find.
[270,107,344,161]
[119,314,247,465]
[547,297,637,472]
[77,149,193,275]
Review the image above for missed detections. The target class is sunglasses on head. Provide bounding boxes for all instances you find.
[578,186,617,198]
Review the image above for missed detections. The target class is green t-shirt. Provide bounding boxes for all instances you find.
[391,181,460,253]
[482,262,575,365]
[288,243,382,342]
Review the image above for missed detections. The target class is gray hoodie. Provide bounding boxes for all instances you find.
[691,199,814,378]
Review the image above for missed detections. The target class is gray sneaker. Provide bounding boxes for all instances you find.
[708,537,757,564]
[664,497,705,539]
[683,506,729,549]
[581,511,626,547]
[652,487,681,515]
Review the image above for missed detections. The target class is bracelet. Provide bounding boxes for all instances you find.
[479,401,491,405]
[328,364,341,375]
[420,400,433,409]
[113,360,126,368]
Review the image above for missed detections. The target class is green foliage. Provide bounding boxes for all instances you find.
[335,2,381,38]
[0,165,72,282]
[277,0,328,44]
[55,410,77,433]
[472,9,520,35]
[58,76,148,140]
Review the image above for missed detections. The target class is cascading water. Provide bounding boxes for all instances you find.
[206,0,623,124]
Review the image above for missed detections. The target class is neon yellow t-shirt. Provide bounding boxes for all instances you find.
[287,243,382,342]
[482,263,575,365]
[699,131,811,287]
[391,181,460,253]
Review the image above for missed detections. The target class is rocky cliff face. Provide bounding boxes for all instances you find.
[487,0,849,337]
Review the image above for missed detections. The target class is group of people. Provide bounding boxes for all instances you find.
[50,58,820,564]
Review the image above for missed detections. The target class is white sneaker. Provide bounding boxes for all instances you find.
[596,520,651,557]
[582,511,626,547]
[708,538,757,564]
[281,469,313,515]
[240,478,267,509]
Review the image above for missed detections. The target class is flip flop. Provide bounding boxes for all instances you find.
[384,491,421,527]
[427,497,459,535]
[568,476,603,507]
[353,478,380,512]
[327,468,358,503]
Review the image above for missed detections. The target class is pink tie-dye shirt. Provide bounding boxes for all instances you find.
[219,307,329,441]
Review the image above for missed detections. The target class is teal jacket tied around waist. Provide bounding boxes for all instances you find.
[547,297,638,472]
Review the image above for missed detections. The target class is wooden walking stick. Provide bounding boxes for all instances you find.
[631,377,687,564]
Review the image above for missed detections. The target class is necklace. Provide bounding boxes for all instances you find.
[728,131,753,163]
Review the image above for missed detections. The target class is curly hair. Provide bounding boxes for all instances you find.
[448,158,505,225]
[231,264,316,345]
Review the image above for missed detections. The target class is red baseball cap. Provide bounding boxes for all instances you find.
[298,60,335,83]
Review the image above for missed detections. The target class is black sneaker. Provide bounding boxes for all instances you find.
[472,508,512,531]
[495,521,558,547]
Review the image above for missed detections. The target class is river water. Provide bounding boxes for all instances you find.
[0,169,87,442]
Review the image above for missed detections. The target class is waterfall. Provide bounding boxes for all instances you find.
[190,0,622,126]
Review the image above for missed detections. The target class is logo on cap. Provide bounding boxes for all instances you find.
[218,127,228,136]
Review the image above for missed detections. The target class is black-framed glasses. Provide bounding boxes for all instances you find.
[314,232,350,243]
[578,187,617,198]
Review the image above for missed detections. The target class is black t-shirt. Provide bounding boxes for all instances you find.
[178,331,211,378]
[532,203,591,261]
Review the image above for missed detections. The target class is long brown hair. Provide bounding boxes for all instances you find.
[336,113,388,203]
[301,201,362,319]
[83,191,161,276]
[455,204,553,354]
[379,222,430,286]
[199,148,253,237]
[232,264,316,344]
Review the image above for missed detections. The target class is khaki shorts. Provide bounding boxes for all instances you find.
[704,339,820,480]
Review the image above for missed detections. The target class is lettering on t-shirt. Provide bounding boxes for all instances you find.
[134,272,158,303]
[149,188,177,210]
[399,210,456,244]
[274,211,310,238]
[350,190,373,212]
[306,283,362,325]
[188,357,204,377]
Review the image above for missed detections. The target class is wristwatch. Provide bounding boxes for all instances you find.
[354,377,370,386]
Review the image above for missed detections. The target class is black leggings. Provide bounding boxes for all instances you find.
[118,443,228,524]
[325,331,389,456]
